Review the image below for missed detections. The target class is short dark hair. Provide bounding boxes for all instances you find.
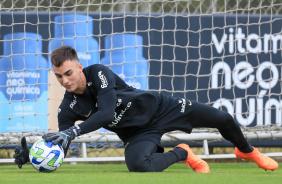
[51,45,79,67]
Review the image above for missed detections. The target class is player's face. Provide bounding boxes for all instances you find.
[53,59,85,94]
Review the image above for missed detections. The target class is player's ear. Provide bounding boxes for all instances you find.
[78,62,83,71]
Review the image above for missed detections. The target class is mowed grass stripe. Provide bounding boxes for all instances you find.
[0,163,281,184]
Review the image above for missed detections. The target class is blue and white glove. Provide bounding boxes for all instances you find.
[42,125,81,148]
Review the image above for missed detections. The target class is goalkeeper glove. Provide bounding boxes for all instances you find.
[13,137,30,169]
[42,125,81,149]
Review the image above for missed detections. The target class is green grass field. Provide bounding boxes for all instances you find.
[0,163,281,184]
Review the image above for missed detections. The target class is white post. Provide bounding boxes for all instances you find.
[81,143,87,158]
[203,139,209,155]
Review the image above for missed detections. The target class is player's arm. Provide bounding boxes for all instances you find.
[78,64,117,133]
[78,88,116,134]
[13,107,76,168]
[42,89,116,148]
[55,119,77,158]
[42,105,77,151]
[43,65,116,148]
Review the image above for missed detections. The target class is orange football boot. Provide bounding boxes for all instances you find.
[235,147,279,171]
[175,144,210,173]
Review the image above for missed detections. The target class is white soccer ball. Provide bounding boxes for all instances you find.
[29,139,64,172]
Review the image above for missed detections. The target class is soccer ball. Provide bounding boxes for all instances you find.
[29,139,64,172]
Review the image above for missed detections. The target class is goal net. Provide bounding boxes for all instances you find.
[0,0,282,160]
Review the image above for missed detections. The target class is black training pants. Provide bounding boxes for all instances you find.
[124,100,251,172]
[125,140,179,172]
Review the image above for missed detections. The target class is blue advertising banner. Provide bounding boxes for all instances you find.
[199,15,282,127]
[0,13,281,134]
[0,32,48,132]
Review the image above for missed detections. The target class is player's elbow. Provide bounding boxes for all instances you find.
[100,110,115,123]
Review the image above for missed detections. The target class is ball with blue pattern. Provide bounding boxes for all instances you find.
[29,139,64,172]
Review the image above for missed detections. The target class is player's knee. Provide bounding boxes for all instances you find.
[220,111,236,127]
[126,156,156,172]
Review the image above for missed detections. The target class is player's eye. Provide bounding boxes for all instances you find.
[66,71,72,76]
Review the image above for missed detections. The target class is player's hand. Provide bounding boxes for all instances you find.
[13,137,30,169]
[42,125,81,148]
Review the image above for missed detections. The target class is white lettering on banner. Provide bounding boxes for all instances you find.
[5,71,41,95]
[77,53,91,60]
[119,74,142,89]
[126,80,141,89]
[213,97,282,126]
[6,71,40,79]
[6,86,40,95]
[212,28,281,126]
[14,105,33,111]
[211,62,232,89]
[212,61,279,90]
[212,27,282,54]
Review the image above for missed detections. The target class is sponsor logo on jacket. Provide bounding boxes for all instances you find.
[98,71,108,88]
[108,101,132,127]
[179,98,186,113]
[70,95,77,109]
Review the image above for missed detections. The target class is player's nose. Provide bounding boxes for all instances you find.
[62,76,69,84]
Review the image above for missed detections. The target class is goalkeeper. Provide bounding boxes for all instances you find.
[14,46,278,173]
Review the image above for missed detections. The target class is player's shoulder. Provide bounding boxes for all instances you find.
[83,64,110,74]
[83,64,114,81]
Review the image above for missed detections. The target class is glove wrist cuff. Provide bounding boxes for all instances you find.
[71,125,81,137]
